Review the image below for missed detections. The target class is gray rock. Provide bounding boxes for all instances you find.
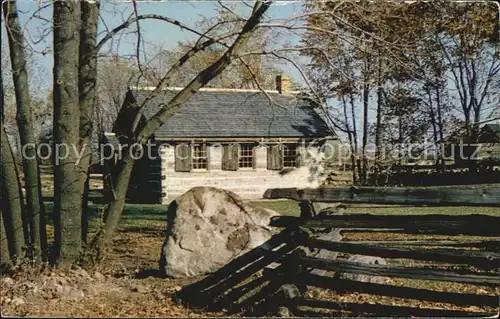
[312,202,346,216]
[131,285,150,293]
[25,292,40,303]
[1,277,15,286]
[53,276,68,286]
[336,255,388,284]
[277,306,293,317]
[20,280,37,289]
[278,283,302,300]
[52,283,66,295]
[160,187,278,278]
[70,267,91,280]
[67,288,85,300]
[94,271,106,282]
[309,228,343,277]
[11,297,26,306]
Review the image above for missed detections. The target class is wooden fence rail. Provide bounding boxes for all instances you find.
[264,184,500,206]
[293,298,494,317]
[178,196,500,317]
[301,238,500,269]
[343,239,500,249]
[297,255,499,286]
[298,274,499,307]
[178,224,500,316]
[270,214,500,236]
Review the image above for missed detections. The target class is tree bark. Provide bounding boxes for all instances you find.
[348,92,360,185]
[78,0,100,246]
[435,86,445,170]
[0,57,13,267]
[3,0,47,260]
[341,95,357,184]
[0,208,12,267]
[361,70,370,185]
[1,121,25,263]
[91,0,272,257]
[52,1,82,266]
[374,54,383,185]
[81,176,90,244]
[90,155,135,258]
[426,87,440,165]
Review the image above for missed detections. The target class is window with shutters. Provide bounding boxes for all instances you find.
[222,143,239,171]
[283,144,298,168]
[175,144,191,172]
[239,144,254,168]
[192,144,208,170]
[267,144,283,170]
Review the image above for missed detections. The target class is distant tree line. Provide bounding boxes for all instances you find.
[1,0,497,271]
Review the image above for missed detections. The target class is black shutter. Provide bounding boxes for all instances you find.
[267,144,283,170]
[222,143,239,171]
[296,145,304,167]
[252,145,257,169]
[175,143,191,172]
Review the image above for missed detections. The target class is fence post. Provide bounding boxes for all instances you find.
[273,233,311,317]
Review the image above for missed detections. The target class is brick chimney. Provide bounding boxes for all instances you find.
[275,74,293,94]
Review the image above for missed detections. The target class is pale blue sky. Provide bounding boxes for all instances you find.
[3,0,306,92]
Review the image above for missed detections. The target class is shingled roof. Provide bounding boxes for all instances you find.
[125,88,334,139]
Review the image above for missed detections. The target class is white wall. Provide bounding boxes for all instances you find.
[160,143,328,204]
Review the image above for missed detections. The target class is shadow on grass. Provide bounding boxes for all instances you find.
[176,227,299,313]
[43,202,171,224]
[135,268,165,279]
[119,226,166,236]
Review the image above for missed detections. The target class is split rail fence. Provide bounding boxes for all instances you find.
[178,185,500,317]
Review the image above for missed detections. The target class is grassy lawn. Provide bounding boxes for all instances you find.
[250,199,301,216]
[43,199,499,226]
[41,200,498,235]
[14,198,497,317]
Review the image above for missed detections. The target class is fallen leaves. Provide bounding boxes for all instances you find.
[2,215,498,317]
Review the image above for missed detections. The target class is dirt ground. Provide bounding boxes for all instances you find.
[1,201,498,317]
[0,225,220,317]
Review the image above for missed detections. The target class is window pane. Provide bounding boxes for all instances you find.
[192,144,208,170]
[283,144,297,168]
[239,144,254,168]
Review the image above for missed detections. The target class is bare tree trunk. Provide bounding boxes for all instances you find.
[91,0,272,259]
[471,108,481,143]
[52,1,82,266]
[78,0,100,247]
[81,176,90,244]
[0,209,12,267]
[341,95,357,184]
[349,92,360,184]
[361,72,370,185]
[0,50,14,267]
[398,114,403,165]
[435,86,445,170]
[3,0,47,260]
[1,121,25,263]
[426,89,439,164]
[90,156,135,258]
[374,55,383,185]
[435,87,444,143]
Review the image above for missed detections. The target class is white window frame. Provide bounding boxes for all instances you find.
[238,144,255,169]
[192,143,208,171]
[283,144,298,168]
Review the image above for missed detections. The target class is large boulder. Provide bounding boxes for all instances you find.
[159,187,279,278]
